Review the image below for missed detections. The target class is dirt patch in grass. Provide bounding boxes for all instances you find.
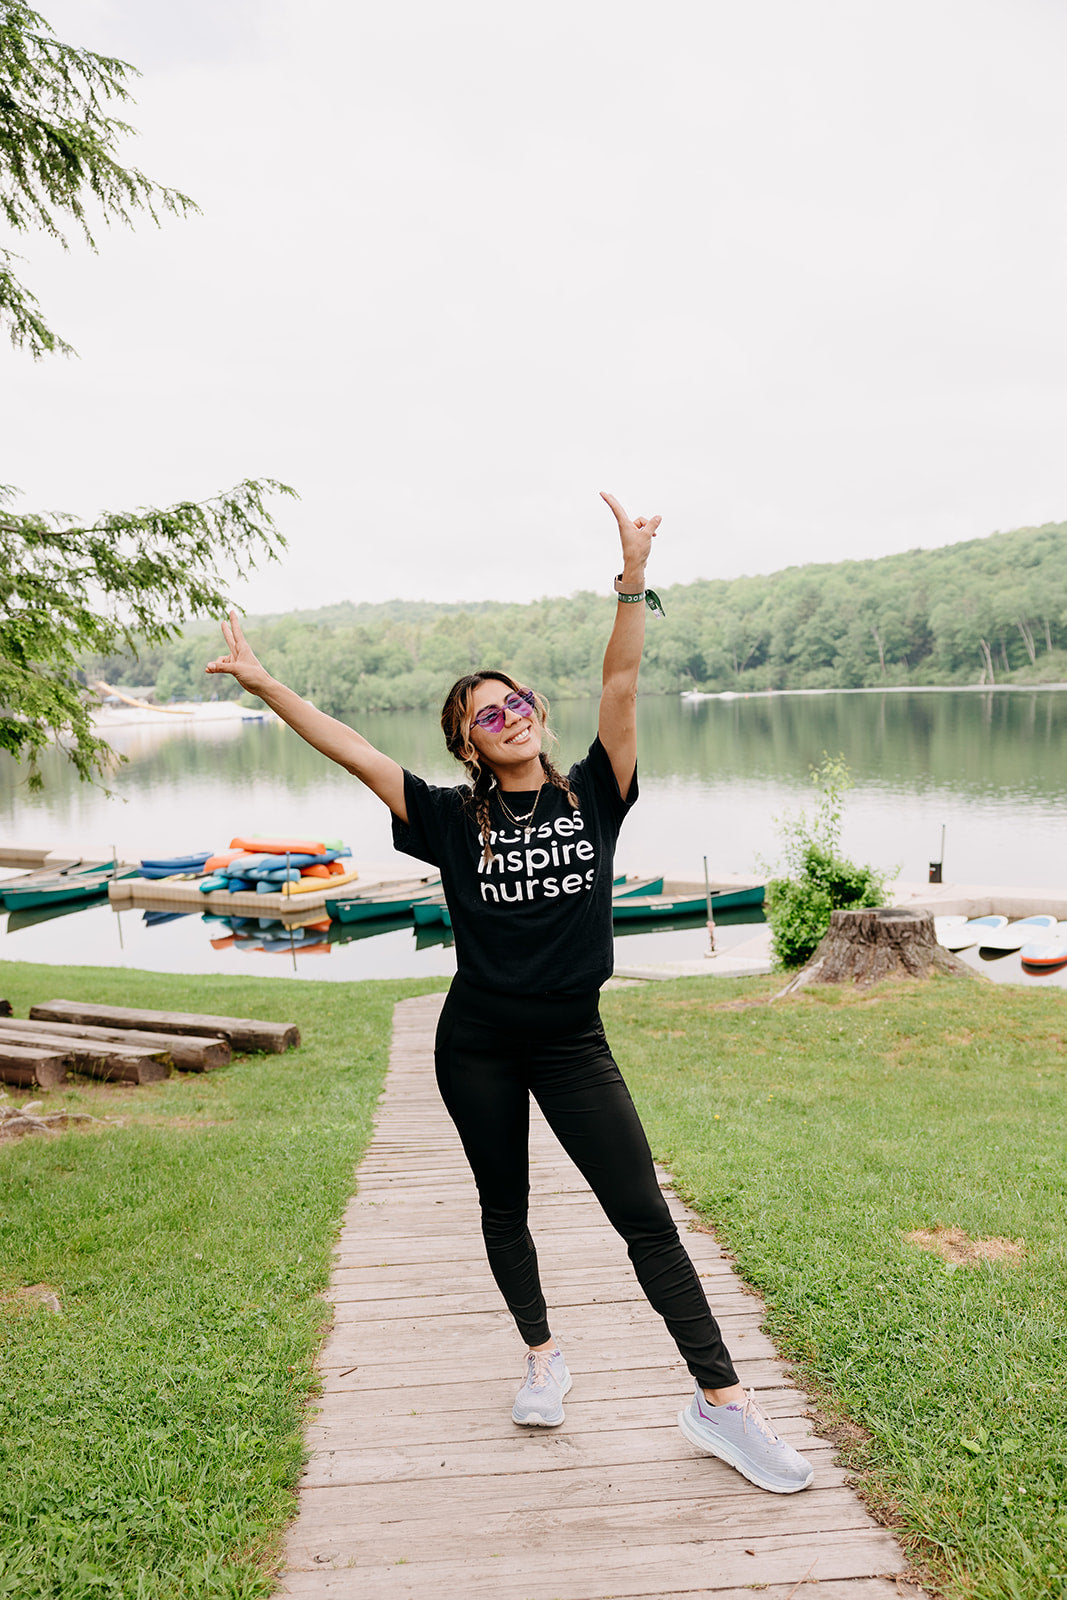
[905,1225,1025,1266]
[1,1283,63,1316]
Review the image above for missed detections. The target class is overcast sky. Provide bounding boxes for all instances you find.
[5,0,1067,614]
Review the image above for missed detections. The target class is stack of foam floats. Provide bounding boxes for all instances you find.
[195,836,359,897]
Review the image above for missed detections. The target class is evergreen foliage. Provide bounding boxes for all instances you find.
[764,754,888,968]
[0,0,195,357]
[1,481,294,788]
[1,5,293,790]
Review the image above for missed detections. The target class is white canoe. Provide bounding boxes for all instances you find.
[941,915,1007,952]
[978,915,1058,953]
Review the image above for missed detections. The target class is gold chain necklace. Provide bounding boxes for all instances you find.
[495,779,545,827]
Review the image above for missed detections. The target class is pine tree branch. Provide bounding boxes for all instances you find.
[0,1,198,355]
[0,478,295,789]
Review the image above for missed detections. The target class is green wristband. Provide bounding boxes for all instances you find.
[614,577,665,617]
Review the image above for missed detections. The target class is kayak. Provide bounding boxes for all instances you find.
[326,882,445,924]
[281,866,360,896]
[612,884,765,921]
[0,859,115,906]
[139,851,213,878]
[612,876,665,898]
[228,835,333,856]
[412,897,451,929]
[1,863,139,911]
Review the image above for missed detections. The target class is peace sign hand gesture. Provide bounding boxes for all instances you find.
[205,609,270,695]
[600,491,661,578]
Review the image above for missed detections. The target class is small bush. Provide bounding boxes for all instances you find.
[764,755,888,968]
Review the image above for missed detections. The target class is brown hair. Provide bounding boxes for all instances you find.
[441,671,578,862]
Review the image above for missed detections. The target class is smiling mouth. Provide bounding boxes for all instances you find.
[504,726,533,746]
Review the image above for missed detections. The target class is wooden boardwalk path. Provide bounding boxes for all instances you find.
[279,993,923,1600]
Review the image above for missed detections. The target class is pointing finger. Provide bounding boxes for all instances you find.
[227,608,251,654]
[600,490,630,528]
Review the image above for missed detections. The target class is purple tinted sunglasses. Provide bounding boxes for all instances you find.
[471,688,536,734]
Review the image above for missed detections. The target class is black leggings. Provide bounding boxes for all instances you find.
[433,977,739,1391]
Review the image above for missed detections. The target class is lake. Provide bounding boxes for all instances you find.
[2,687,1066,984]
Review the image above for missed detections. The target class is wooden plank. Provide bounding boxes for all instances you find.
[316,1355,797,1398]
[327,1261,742,1299]
[327,1278,759,1320]
[305,1389,823,1444]
[281,1579,912,1600]
[0,1017,230,1071]
[290,1457,857,1526]
[0,1027,170,1084]
[0,1044,70,1089]
[30,999,299,1053]
[287,1490,879,1562]
[296,1421,838,1490]
[279,1528,909,1596]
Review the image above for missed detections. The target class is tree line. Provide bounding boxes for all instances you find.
[84,520,1067,717]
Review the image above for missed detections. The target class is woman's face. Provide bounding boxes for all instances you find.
[467,679,543,774]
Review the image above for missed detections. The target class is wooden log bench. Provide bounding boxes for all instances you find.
[0,1026,168,1084]
[0,1043,71,1090]
[29,1001,300,1053]
[0,1018,230,1072]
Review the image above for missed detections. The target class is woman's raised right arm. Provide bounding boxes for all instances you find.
[205,610,407,821]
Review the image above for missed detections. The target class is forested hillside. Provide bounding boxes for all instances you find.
[85,522,1067,714]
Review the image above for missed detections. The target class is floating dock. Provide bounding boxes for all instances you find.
[107,868,441,923]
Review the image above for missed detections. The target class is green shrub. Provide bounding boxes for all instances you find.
[764,755,888,968]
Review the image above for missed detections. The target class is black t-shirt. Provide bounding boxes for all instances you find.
[391,737,638,995]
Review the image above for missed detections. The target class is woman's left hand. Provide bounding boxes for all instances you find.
[600,491,661,576]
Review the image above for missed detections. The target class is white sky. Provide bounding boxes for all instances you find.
[5,0,1067,613]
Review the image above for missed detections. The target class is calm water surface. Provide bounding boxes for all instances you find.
[2,688,1065,983]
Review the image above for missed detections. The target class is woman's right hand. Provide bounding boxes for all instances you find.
[205,609,269,695]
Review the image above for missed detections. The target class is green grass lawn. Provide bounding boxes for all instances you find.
[0,960,447,1600]
[2,959,1064,1599]
[601,973,1067,1600]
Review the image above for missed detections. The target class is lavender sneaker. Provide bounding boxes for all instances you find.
[678,1386,814,1493]
[512,1347,572,1427]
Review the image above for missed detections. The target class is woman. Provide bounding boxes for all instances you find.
[206,492,814,1495]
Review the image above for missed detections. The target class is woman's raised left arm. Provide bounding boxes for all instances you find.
[598,491,661,795]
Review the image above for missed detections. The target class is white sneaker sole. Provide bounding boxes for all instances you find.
[513,1369,573,1427]
[678,1405,814,1494]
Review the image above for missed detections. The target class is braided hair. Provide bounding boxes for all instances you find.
[441,671,578,864]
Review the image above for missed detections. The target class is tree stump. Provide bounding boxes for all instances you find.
[780,906,974,991]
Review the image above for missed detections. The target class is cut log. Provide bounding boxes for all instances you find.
[779,906,974,991]
[29,1001,299,1053]
[0,1045,70,1089]
[0,1027,169,1084]
[0,1018,229,1072]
